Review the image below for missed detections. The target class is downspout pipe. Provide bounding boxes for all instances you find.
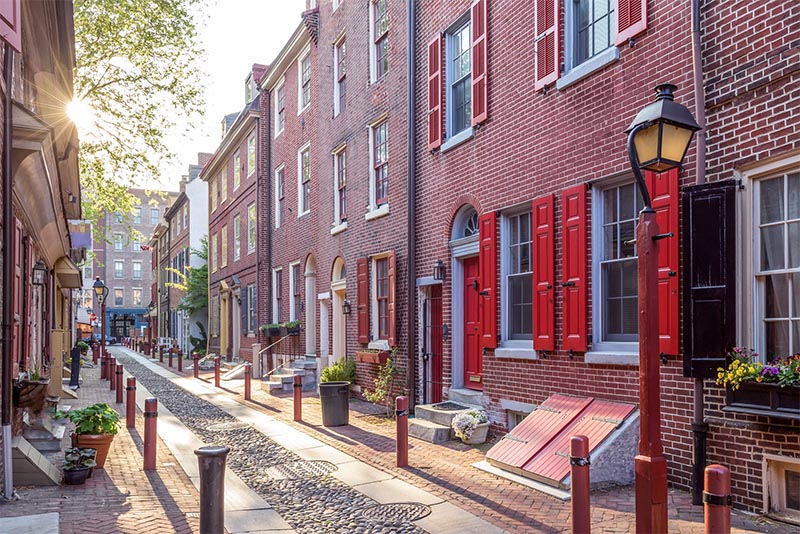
[406,0,417,409]
[264,84,272,376]
[254,105,261,367]
[691,0,708,506]
[3,43,15,501]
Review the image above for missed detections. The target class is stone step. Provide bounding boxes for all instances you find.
[290,359,318,370]
[415,402,474,427]
[447,388,485,407]
[22,423,66,453]
[408,418,453,444]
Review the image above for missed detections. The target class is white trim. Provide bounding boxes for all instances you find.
[246,135,256,178]
[557,46,619,91]
[367,119,388,212]
[297,45,312,115]
[416,276,440,287]
[495,344,538,361]
[445,16,472,141]
[333,37,345,117]
[370,251,392,343]
[368,3,376,83]
[441,127,474,153]
[289,260,301,321]
[330,222,347,235]
[272,267,283,324]
[333,148,346,225]
[499,208,534,349]
[763,453,800,522]
[274,78,285,138]
[232,214,241,262]
[585,351,638,366]
[247,203,256,254]
[274,164,285,229]
[297,141,311,217]
[318,292,331,300]
[365,203,390,221]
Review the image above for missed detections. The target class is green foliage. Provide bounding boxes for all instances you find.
[320,358,356,384]
[63,447,97,471]
[364,347,402,418]
[166,236,208,316]
[284,320,301,329]
[74,0,207,230]
[189,321,207,355]
[77,341,90,353]
[58,403,121,435]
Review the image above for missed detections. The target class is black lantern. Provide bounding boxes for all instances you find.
[32,260,47,286]
[433,259,446,281]
[147,301,155,313]
[342,300,352,315]
[93,276,108,305]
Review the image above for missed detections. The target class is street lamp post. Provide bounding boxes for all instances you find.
[625,84,700,534]
[146,301,155,356]
[93,277,109,379]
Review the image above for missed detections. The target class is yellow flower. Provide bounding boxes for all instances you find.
[756,376,763,382]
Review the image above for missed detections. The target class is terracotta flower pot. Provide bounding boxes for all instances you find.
[72,434,115,468]
[355,350,389,364]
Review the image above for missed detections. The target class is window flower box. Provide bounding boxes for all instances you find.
[355,350,389,365]
[724,382,800,421]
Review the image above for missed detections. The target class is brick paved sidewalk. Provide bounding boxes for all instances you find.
[153,350,790,534]
[0,363,201,534]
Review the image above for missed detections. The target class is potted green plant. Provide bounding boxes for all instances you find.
[260,323,281,337]
[58,403,121,468]
[319,357,356,427]
[363,348,402,417]
[451,409,490,445]
[284,320,302,335]
[62,447,97,485]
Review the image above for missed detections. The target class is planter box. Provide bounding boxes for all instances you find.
[462,422,490,445]
[13,379,50,412]
[355,350,389,365]
[724,382,800,421]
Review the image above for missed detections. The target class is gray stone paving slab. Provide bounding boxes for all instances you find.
[0,512,59,534]
[292,444,356,464]
[225,510,296,533]
[331,459,395,486]
[354,477,445,506]
[414,501,505,534]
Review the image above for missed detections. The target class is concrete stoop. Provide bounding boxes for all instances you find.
[12,436,61,486]
[410,401,479,444]
[22,410,68,454]
[263,357,317,394]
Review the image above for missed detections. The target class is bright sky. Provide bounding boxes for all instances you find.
[159,0,306,190]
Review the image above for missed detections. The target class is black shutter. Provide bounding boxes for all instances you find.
[682,180,738,378]
[241,290,249,334]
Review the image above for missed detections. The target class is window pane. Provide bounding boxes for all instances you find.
[766,321,790,360]
[619,221,636,258]
[509,274,532,339]
[603,225,618,260]
[789,222,800,269]
[761,225,785,271]
[603,188,617,222]
[618,184,635,220]
[788,173,800,219]
[794,275,800,319]
[760,177,784,223]
[765,274,789,318]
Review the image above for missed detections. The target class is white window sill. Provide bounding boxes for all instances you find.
[274,129,283,139]
[248,248,255,255]
[297,103,310,116]
[441,127,474,153]
[368,340,389,351]
[330,221,347,235]
[298,210,310,219]
[365,204,390,221]
[495,345,538,361]
[584,351,638,366]
[556,47,620,91]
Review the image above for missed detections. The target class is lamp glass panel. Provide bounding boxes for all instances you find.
[659,123,694,163]
[632,123,660,166]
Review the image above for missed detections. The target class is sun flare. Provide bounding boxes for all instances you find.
[67,99,96,132]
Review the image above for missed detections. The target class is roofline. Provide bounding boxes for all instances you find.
[260,21,311,91]
[164,192,187,219]
[198,107,260,181]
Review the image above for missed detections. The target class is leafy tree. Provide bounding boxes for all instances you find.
[73,0,207,230]
[166,236,208,316]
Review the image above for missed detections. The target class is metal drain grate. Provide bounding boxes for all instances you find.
[361,502,432,524]
[207,421,251,432]
[264,460,338,480]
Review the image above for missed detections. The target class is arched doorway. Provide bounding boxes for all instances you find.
[331,257,347,364]
[450,205,480,391]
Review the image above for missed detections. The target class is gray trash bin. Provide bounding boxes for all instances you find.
[319,381,350,427]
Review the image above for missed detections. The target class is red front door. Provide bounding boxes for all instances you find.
[464,256,482,389]
[429,284,443,403]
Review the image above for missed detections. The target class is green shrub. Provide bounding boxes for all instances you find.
[320,357,356,383]
[57,403,120,435]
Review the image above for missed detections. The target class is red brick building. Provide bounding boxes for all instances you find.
[202,64,267,362]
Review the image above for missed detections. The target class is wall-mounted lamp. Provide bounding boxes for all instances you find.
[67,191,77,204]
[32,260,47,286]
[342,300,352,315]
[433,259,446,282]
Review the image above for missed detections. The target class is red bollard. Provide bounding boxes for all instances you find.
[178,350,183,372]
[159,347,164,363]
[109,358,116,390]
[115,364,124,403]
[143,397,158,471]
[293,375,302,421]
[704,465,731,534]
[193,352,199,379]
[126,377,137,428]
[100,354,107,379]
[92,345,99,365]
[168,349,173,368]
[244,364,251,401]
[214,356,220,388]
[396,396,408,467]
[570,435,591,534]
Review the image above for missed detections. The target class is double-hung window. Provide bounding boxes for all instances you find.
[273,268,283,323]
[247,135,256,177]
[447,20,471,137]
[373,121,388,206]
[220,225,228,268]
[114,260,124,279]
[375,257,389,340]
[247,204,256,253]
[150,208,159,225]
[210,177,218,212]
[299,144,311,215]
[572,0,615,66]
[233,215,241,261]
[299,51,311,111]
[183,205,188,228]
[134,208,142,224]
[336,149,347,223]
[220,170,227,203]
[755,172,800,359]
[504,211,532,341]
[275,81,285,135]
[211,233,218,272]
[132,261,142,280]
[114,288,124,306]
[334,38,346,116]
[290,262,302,321]
[114,233,124,251]
[247,284,257,333]
[233,153,241,191]
[132,288,142,307]
[372,0,389,80]
[275,166,285,228]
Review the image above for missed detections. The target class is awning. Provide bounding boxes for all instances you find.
[55,256,82,288]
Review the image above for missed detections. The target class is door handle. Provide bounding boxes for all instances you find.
[561,281,576,287]
[668,271,677,277]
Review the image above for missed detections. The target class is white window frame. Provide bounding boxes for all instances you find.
[763,453,800,523]
[132,287,143,307]
[114,233,124,251]
[114,260,124,279]
[443,15,474,149]
[297,141,311,217]
[233,152,241,191]
[369,252,392,350]
[247,134,256,177]
[366,117,390,220]
[332,0,341,12]
[558,0,620,90]
[247,203,256,254]
[134,207,142,224]
[275,164,285,229]
[132,261,142,280]
[331,144,348,234]
[272,267,283,324]
[333,34,346,117]
[183,205,188,228]
[274,78,285,137]
[211,233,218,272]
[220,169,227,203]
[289,260,301,322]
[585,178,641,365]
[297,46,312,114]
[369,0,389,83]
[150,208,159,225]
[233,214,241,261]
[114,288,124,307]
[220,224,228,268]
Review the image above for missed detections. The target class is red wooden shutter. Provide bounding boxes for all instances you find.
[478,212,497,349]
[388,251,396,346]
[532,195,555,351]
[646,169,679,355]
[0,0,21,53]
[427,34,443,150]
[534,0,559,90]
[615,0,647,46]
[561,185,587,351]
[470,0,488,126]
[357,258,369,343]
